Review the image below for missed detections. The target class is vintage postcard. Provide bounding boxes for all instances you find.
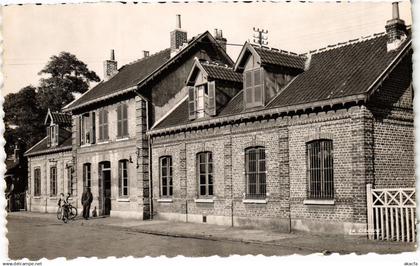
[0,0,417,264]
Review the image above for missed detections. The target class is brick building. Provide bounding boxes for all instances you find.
[25,5,414,235]
[148,7,414,234]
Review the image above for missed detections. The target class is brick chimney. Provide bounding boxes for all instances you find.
[103,49,118,81]
[385,2,407,52]
[143,50,150,58]
[170,14,188,56]
[214,29,227,51]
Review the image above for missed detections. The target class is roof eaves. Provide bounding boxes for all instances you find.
[25,145,72,157]
[148,93,367,136]
[24,137,48,156]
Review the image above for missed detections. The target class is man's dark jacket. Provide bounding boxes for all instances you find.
[81,191,93,206]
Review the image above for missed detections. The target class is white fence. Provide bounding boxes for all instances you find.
[367,185,416,242]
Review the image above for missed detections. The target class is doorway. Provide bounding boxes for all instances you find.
[99,161,111,216]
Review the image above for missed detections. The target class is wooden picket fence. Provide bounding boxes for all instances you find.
[367,184,416,242]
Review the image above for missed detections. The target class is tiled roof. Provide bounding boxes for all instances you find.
[267,34,409,108]
[25,129,72,157]
[151,33,411,132]
[50,112,72,125]
[66,48,171,110]
[253,46,307,70]
[201,63,242,83]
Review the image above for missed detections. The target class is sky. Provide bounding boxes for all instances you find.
[1,1,413,96]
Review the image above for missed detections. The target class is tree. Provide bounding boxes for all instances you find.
[3,86,44,154]
[37,51,100,112]
[4,52,99,155]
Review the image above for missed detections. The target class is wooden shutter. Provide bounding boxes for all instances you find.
[122,105,128,137]
[188,86,197,120]
[98,110,103,141]
[244,71,253,105]
[75,116,81,146]
[104,110,109,140]
[253,68,263,104]
[206,81,216,116]
[46,127,51,148]
[54,125,59,145]
[91,112,96,144]
[117,105,122,137]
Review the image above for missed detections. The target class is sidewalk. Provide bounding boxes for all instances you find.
[7,212,416,254]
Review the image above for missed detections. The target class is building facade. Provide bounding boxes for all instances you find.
[25,7,415,235]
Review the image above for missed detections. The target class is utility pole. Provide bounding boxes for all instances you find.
[253,27,268,46]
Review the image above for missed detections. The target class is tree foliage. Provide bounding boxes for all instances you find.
[4,52,99,155]
[37,52,100,112]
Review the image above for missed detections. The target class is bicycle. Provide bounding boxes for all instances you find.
[56,203,78,222]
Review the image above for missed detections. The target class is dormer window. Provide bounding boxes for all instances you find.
[47,124,59,147]
[188,81,215,120]
[244,68,264,108]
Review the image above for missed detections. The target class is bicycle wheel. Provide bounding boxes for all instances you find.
[56,207,62,220]
[69,206,78,220]
[63,209,68,223]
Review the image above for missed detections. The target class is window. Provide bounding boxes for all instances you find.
[159,156,173,197]
[34,168,41,196]
[50,166,57,197]
[197,152,213,197]
[117,104,128,138]
[47,125,59,147]
[118,160,129,197]
[83,163,91,189]
[67,167,75,196]
[306,140,334,199]
[98,109,109,141]
[80,112,96,145]
[188,81,216,120]
[245,147,266,199]
[244,68,264,108]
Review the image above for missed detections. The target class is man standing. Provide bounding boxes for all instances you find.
[81,187,93,220]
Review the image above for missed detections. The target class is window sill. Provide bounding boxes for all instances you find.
[157,198,173,203]
[80,144,92,148]
[303,199,335,205]
[97,141,109,145]
[194,198,214,203]
[242,199,268,204]
[33,196,41,199]
[49,196,58,200]
[116,137,130,142]
[117,198,130,202]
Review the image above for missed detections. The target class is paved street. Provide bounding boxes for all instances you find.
[6,212,415,260]
[7,215,310,259]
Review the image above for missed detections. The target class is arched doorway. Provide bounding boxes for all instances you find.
[99,161,111,216]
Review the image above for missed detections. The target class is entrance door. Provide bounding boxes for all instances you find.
[99,161,111,216]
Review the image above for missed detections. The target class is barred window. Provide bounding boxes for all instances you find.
[34,168,41,196]
[245,147,266,199]
[50,166,57,197]
[197,152,213,197]
[117,104,128,138]
[306,139,334,199]
[160,156,173,197]
[83,163,91,189]
[118,160,129,197]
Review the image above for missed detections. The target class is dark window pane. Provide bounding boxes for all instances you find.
[200,186,206,196]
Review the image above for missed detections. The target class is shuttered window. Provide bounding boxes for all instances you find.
[80,113,95,145]
[244,68,264,108]
[98,109,109,141]
[206,81,216,116]
[188,81,216,120]
[117,104,129,138]
[118,160,129,197]
[306,140,334,199]
[160,156,173,197]
[197,152,213,197]
[34,168,41,196]
[245,147,266,199]
[50,166,57,197]
[83,163,91,189]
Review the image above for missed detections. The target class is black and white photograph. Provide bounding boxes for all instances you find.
[0,0,417,264]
